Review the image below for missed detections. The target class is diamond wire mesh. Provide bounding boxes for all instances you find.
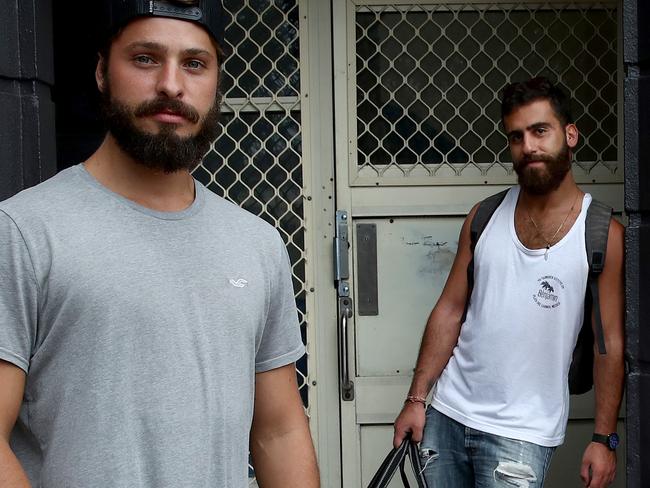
[354,2,619,183]
[189,1,304,483]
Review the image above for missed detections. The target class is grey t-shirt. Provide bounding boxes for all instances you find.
[0,164,305,487]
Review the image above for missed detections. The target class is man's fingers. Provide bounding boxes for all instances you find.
[589,461,617,488]
[587,467,608,488]
[580,462,591,486]
[392,426,407,449]
[393,404,426,448]
[410,426,423,443]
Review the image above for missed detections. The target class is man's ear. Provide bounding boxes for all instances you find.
[565,123,579,149]
[96,55,107,93]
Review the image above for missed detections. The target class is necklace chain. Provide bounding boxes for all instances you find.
[525,191,581,260]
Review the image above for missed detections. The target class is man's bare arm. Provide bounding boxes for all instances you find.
[393,204,478,447]
[250,363,319,487]
[0,360,30,488]
[580,219,625,488]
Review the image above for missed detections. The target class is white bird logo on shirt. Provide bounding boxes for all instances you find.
[229,278,248,288]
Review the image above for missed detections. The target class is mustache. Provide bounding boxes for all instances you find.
[518,153,555,165]
[134,98,200,124]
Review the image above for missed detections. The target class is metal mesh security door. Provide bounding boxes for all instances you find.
[353,1,620,185]
[190,1,308,483]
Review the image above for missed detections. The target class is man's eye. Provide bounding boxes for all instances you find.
[134,55,155,64]
[185,60,205,70]
[536,127,547,135]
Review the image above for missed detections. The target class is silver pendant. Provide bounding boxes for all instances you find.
[544,246,550,261]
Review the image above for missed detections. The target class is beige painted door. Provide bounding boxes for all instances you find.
[331,1,624,486]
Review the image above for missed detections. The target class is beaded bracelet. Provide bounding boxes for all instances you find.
[404,395,427,406]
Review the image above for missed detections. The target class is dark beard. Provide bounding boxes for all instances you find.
[513,142,571,195]
[100,88,221,174]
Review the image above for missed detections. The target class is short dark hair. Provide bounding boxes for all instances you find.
[501,77,573,126]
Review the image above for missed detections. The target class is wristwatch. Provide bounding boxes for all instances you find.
[592,432,620,451]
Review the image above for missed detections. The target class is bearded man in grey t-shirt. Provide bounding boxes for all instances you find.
[0,1,319,487]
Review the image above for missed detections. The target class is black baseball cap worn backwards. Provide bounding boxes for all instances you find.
[102,0,225,47]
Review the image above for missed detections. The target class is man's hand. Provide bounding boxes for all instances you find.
[580,442,616,487]
[393,402,426,448]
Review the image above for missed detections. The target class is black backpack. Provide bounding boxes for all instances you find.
[464,189,612,395]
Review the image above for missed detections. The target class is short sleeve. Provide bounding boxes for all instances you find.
[0,210,38,373]
[254,231,305,373]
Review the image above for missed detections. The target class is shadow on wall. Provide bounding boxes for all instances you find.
[52,3,106,171]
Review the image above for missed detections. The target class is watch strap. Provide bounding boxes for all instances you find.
[592,432,618,450]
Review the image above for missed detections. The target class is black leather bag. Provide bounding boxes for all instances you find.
[367,436,428,488]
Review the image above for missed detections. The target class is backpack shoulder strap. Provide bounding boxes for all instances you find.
[462,189,509,323]
[470,189,509,252]
[585,198,612,355]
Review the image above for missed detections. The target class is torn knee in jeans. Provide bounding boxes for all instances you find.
[418,447,439,472]
[493,461,537,487]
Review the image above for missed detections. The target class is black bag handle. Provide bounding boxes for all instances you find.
[367,435,428,488]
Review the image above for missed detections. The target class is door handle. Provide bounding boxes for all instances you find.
[339,297,354,401]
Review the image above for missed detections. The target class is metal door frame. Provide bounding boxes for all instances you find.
[299,1,342,487]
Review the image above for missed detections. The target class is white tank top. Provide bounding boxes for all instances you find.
[432,187,591,447]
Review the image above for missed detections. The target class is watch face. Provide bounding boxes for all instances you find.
[608,433,620,450]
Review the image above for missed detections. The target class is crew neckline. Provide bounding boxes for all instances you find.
[75,163,205,221]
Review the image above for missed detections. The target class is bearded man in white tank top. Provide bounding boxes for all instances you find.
[393,77,624,488]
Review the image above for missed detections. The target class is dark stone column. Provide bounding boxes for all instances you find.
[0,0,56,200]
[624,1,650,487]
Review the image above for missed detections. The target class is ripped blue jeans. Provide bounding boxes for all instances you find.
[420,407,555,487]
